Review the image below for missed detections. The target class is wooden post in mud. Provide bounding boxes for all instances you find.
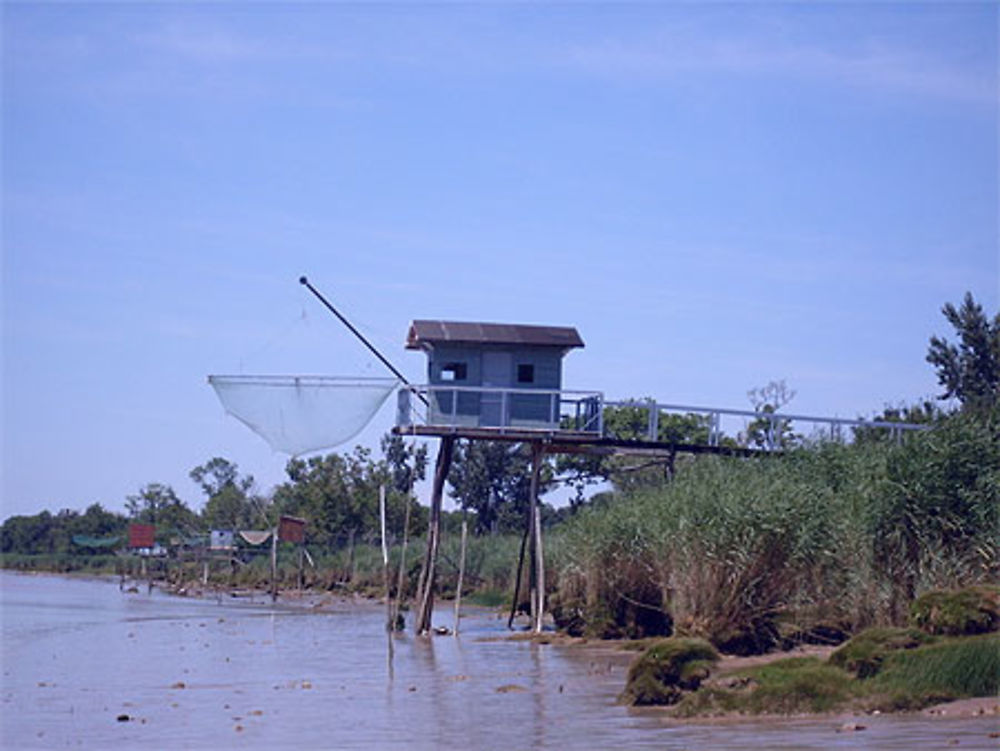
[415,435,455,634]
[528,442,546,634]
[380,484,395,674]
[453,517,468,636]
[270,526,278,602]
[507,519,530,629]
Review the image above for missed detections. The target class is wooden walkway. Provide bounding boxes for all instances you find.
[392,424,770,458]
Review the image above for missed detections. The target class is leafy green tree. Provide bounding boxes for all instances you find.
[73,503,125,538]
[380,433,428,495]
[853,400,941,445]
[556,401,713,503]
[125,483,200,539]
[273,443,426,549]
[190,457,262,530]
[447,441,553,535]
[1,504,127,555]
[743,380,799,449]
[1,511,55,554]
[927,292,1000,412]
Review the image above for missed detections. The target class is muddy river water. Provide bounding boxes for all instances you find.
[2,572,997,749]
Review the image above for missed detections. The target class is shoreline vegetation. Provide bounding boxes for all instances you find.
[4,295,998,722]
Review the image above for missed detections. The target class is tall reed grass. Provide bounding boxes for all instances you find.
[553,409,999,648]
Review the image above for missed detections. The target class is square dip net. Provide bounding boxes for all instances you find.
[208,375,399,456]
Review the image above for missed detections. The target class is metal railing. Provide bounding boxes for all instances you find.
[603,399,930,450]
[396,387,930,449]
[397,385,604,434]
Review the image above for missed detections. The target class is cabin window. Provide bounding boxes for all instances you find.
[517,364,535,384]
[440,362,467,381]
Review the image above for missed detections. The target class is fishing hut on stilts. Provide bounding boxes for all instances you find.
[398,320,587,634]
[209,276,930,638]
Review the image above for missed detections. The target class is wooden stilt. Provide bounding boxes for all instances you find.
[415,435,455,634]
[507,518,530,629]
[529,442,546,633]
[453,518,468,636]
[393,478,413,630]
[270,526,278,602]
[380,484,394,675]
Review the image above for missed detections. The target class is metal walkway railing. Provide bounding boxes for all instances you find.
[396,386,929,449]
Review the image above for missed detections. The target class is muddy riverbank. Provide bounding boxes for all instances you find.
[3,572,998,750]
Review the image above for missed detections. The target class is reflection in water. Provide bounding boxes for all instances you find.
[2,572,997,750]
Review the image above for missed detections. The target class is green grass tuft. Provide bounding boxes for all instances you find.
[870,632,1000,708]
[829,627,937,678]
[740,657,859,714]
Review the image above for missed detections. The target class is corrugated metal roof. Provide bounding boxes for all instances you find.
[406,320,584,350]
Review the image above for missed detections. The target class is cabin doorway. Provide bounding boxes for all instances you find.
[480,351,511,426]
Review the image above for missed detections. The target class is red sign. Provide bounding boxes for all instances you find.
[278,515,305,544]
[128,523,155,549]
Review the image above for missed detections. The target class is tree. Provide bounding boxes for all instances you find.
[743,379,799,449]
[555,401,713,503]
[448,441,553,535]
[380,433,428,495]
[125,483,199,539]
[190,457,262,530]
[853,400,941,445]
[272,441,427,549]
[927,292,1000,412]
[1,511,55,554]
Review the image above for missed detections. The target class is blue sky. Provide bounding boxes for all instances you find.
[2,2,997,518]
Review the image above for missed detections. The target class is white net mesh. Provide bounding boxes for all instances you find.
[208,375,399,456]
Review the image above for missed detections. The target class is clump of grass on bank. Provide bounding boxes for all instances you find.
[672,656,859,717]
[620,638,719,706]
[868,633,1000,710]
[909,585,999,636]
[829,627,937,678]
[669,631,1000,718]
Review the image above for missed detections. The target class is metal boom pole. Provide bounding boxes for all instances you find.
[298,275,427,405]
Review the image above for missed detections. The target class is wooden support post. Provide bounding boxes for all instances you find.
[298,545,305,591]
[529,441,546,633]
[270,526,278,602]
[415,435,455,634]
[393,476,414,630]
[453,517,468,636]
[507,518,530,629]
[380,484,394,675]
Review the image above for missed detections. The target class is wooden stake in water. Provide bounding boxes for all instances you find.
[380,485,394,675]
[529,442,546,634]
[415,436,455,634]
[453,518,468,636]
[270,526,278,603]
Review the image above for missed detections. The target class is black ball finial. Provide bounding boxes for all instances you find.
[299,276,309,285]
